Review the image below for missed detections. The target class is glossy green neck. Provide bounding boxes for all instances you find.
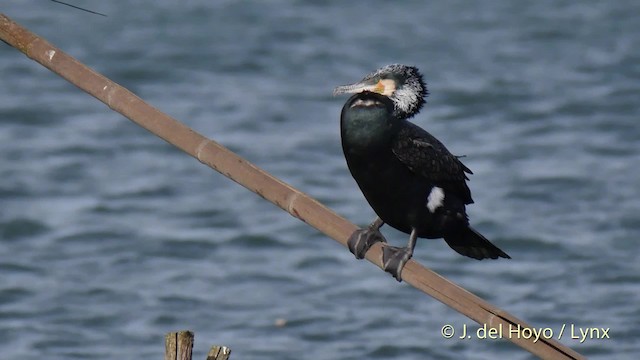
[340,92,399,155]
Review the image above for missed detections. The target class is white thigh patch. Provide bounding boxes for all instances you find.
[426,187,445,213]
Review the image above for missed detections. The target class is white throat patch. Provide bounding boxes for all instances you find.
[426,187,445,213]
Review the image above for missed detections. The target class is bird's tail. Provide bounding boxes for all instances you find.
[443,227,510,260]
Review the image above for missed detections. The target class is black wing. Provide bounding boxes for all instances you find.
[391,121,474,204]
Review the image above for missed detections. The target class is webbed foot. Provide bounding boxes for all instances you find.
[381,245,414,282]
[347,227,387,259]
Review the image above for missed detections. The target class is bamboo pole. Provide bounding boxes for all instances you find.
[1,14,584,360]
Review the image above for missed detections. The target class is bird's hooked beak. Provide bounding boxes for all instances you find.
[333,79,397,97]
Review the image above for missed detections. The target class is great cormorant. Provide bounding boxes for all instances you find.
[335,64,509,281]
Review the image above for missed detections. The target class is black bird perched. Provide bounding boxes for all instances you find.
[335,64,509,281]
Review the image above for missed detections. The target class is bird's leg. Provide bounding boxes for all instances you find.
[381,228,418,282]
[347,217,387,259]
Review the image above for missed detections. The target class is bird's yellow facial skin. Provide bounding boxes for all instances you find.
[374,79,397,97]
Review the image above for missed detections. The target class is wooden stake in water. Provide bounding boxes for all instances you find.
[207,346,231,360]
[165,331,194,360]
[0,13,584,360]
[164,331,231,360]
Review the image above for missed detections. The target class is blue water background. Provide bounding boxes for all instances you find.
[2,1,639,359]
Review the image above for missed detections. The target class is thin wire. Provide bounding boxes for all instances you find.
[50,0,107,17]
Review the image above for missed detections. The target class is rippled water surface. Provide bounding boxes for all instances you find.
[2,1,639,359]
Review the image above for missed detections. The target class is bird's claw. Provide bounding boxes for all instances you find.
[381,245,413,282]
[347,227,387,259]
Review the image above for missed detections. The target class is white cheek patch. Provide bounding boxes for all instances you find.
[378,79,397,96]
[426,186,445,213]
